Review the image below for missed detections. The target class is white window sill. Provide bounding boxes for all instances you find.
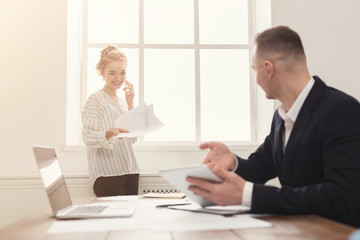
[62,144,259,153]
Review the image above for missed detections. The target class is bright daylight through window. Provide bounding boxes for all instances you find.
[66,0,272,147]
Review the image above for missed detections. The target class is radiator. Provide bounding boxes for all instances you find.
[139,184,180,194]
[138,175,180,194]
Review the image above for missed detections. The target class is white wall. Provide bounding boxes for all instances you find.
[272,0,360,99]
[1,0,360,229]
[0,0,68,228]
[0,0,67,176]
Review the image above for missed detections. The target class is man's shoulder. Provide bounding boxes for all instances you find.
[322,85,360,107]
[314,86,360,126]
[312,76,359,107]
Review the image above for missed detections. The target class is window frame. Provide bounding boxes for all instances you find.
[66,0,273,150]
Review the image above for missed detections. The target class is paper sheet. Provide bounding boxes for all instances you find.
[115,103,164,138]
[47,197,271,233]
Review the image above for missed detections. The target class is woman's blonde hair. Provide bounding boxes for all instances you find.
[96,45,128,75]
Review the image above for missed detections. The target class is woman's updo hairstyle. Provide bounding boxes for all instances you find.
[96,45,128,75]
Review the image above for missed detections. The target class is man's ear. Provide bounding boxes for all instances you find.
[264,60,274,79]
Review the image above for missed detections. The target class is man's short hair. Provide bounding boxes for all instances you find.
[255,26,306,61]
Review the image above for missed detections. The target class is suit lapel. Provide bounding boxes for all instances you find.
[281,76,326,182]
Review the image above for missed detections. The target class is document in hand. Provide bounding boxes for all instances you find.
[115,103,164,138]
[160,165,224,207]
[159,165,250,216]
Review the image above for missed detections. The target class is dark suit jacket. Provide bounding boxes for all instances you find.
[235,76,360,227]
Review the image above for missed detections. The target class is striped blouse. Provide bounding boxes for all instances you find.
[82,90,139,187]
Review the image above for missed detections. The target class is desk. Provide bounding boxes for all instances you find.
[0,197,356,240]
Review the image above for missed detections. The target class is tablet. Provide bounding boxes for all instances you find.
[159,164,223,207]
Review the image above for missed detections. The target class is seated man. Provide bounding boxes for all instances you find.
[187,25,360,227]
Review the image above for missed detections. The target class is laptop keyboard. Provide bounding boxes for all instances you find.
[67,205,108,215]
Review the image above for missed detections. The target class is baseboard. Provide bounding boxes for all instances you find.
[0,175,280,192]
[0,175,176,194]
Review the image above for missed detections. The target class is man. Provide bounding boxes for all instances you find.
[187,26,360,227]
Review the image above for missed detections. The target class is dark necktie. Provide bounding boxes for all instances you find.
[275,118,285,160]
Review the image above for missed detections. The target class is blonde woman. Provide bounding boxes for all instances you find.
[82,45,139,197]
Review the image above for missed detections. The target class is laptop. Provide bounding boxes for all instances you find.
[32,145,136,219]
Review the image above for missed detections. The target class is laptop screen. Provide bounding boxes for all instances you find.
[33,146,72,214]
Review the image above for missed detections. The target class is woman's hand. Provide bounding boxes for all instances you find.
[106,127,129,140]
[124,81,135,110]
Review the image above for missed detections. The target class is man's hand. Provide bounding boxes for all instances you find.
[200,142,237,171]
[187,166,245,206]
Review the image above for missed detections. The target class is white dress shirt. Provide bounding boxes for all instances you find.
[241,77,315,207]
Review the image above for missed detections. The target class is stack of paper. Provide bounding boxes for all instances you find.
[115,103,164,138]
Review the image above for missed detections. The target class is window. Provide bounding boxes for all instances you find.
[67,0,273,148]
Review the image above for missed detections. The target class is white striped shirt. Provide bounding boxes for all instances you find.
[82,90,139,187]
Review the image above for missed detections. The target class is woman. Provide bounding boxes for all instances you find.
[82,45,139,197]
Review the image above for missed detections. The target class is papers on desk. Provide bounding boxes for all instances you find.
[47,196,272,234]
[115,103,164,138]
[94,195,141,202]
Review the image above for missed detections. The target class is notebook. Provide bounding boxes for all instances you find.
[32,145,136,219]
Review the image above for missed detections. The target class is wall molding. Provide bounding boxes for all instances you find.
[0,174,176,193]
[62,144,259,152]
[0,174,280,191]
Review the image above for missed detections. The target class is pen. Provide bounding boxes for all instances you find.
[155,203,191,208]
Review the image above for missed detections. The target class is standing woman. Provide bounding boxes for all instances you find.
[82,45,139,197]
